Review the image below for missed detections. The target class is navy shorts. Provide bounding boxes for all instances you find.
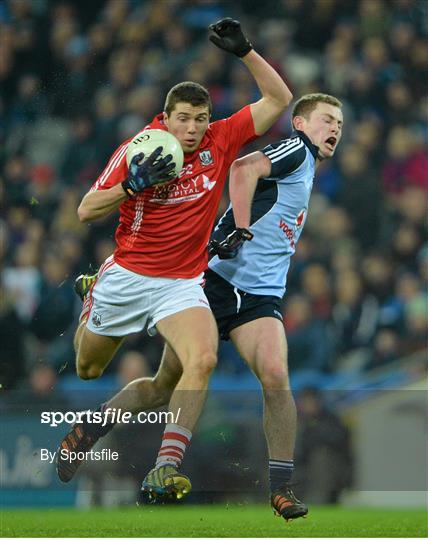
[203,269,284,340]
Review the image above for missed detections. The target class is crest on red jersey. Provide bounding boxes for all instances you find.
[199,150,213,166]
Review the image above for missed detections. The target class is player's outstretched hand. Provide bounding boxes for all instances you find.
[122,147,176,197]
[208,18,252,58]
[209,228,254,259]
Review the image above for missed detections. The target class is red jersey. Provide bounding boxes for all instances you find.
[91,105,257,278]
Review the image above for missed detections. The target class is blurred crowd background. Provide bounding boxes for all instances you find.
[0,0,427,504]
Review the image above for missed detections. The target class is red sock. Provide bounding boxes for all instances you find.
[155,423,192,469]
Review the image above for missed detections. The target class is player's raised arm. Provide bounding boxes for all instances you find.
[209,18,293,135]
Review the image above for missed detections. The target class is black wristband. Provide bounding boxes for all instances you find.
[236,228,254,240]
[235,42,253,58]
[121,178,137,198]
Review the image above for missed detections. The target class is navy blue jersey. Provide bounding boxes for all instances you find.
[209,130,318,298]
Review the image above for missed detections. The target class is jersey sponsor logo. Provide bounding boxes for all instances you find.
[199,150,213,166]
[279,219,295,246]
[279,207,307,248]
[150,174,216,205]
[202,175,216,191]
[295,208,306,227]
[178,164,193,178]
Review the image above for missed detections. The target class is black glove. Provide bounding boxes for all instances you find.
[209,228,254,259]
[122,147,176,197]
[208,18,252,58]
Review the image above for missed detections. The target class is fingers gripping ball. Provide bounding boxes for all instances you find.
[122,129,185,196]
[126,129,184,179]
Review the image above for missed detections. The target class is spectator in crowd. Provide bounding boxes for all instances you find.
[115,350,153,387]
[337,144,381,249]
[285,294,334,374]
[294,387,353,504]
[0,283,26,389]
[364,328,400,371]
[2,240,41,322]
[301,263,333,321]
[60,114,100,186]
[28,253,77,369]
[24,362,69,412]
[332,269,379,369]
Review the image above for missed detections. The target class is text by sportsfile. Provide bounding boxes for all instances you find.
[40,448,119,464]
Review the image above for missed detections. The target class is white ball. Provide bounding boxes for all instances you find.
[126,129,184,178]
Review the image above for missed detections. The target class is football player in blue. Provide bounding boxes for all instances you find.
[205,93,343,520]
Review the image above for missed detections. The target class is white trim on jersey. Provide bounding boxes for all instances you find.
[264,137,301,160]
[92,143,128,190]
[265,137,303,158]
[265,137,299,152]
[267,139,304,163]
[131,196,145,234]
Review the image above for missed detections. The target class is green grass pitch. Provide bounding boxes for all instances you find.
[1,505,427,537]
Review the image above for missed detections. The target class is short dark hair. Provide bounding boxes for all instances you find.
[292,93,342,119]
[164,81,212,116]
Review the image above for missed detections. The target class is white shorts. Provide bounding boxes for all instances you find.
[85,257,210,337]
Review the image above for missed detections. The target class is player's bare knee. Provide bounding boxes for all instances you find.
[76,362,104,380]
[184,350,217,379]
[199,350,217,376]
[259,362,289,390]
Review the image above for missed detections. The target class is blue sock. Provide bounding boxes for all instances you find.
[269,459,294,492]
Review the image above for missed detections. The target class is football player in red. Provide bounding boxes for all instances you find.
[56,18,293,498]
